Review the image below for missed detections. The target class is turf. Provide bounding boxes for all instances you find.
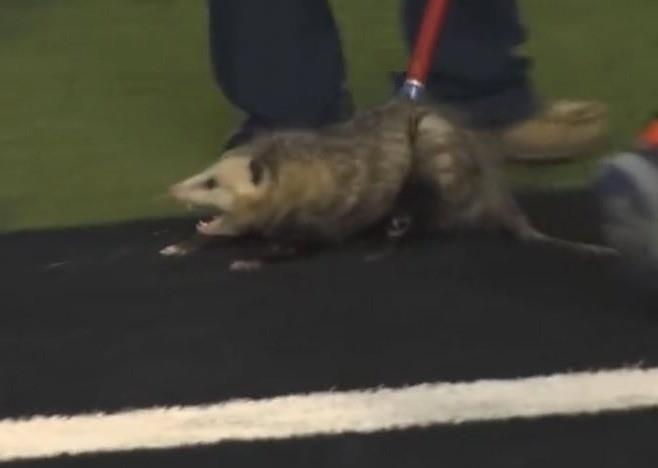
[2,0,658,232]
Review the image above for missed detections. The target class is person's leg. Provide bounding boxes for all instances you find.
[401,0,608,161]
[207,0,352,147]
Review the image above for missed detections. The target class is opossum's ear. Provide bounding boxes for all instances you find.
[249,159,265,185]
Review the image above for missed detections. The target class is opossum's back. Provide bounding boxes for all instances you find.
[304,147,412,239]
[317,109,416,229]
[251,108,416,241]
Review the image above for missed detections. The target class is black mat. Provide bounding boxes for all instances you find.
[2,190,657,467]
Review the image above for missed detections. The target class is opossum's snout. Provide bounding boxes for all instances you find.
[168,174,233,213]
[168,176,218,200]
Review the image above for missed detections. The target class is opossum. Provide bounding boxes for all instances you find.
[161,99,421,269]
[161,98,617,270]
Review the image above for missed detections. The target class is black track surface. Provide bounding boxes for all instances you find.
[2,190,657,467]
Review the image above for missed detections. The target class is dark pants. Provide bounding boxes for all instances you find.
[207,0,537,129]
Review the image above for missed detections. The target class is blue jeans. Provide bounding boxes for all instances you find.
[207,0,537,129]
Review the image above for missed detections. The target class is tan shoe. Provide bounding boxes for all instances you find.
[500,100,609,162]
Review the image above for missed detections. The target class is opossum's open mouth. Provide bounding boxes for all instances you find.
[180,203,224,223]
[200,214,222,224]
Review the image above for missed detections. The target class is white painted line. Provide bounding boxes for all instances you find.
[2,367,658,462]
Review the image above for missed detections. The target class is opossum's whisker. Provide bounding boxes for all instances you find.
[152,192,170,202]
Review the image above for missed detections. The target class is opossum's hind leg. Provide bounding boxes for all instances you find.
[364,214,413,262]
[230,242,322,272]
[500,200,619,257]
[364,175,437,262]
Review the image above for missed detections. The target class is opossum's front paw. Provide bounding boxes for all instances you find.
[160,244,188,257]
[229,259,263,272]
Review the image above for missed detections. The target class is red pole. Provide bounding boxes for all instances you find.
[401,0,450,100]
[639,117,658,148]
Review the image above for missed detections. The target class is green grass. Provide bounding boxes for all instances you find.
[2,0,657,232]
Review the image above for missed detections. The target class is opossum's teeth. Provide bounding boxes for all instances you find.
[196,217,222,235]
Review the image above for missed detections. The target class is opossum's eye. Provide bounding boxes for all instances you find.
[202,178,218,190]
[249,159,265,185]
